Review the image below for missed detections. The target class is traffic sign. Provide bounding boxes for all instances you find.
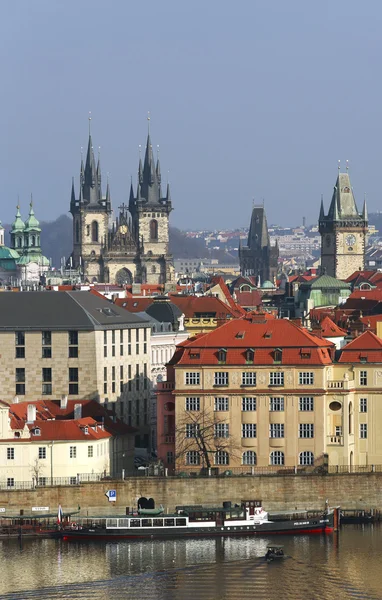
[105,489,117,502]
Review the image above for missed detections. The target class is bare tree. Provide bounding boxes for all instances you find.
[30,458,45,485]
[174,407,239,470]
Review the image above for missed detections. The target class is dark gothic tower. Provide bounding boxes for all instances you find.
[239,205,278,284]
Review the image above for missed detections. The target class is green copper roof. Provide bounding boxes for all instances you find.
[261,280,274,289]
[11,206,25,233]
[0,247,20,260]
[308,275,350,290]
[24,203,41,232]
[17,253,49,266]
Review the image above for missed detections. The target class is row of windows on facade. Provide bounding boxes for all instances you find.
[115,397,149,429]
[185,396,369,413]
[6,443,106,460]
[168,450,316,467]
[15,330,147,360]
[216,348,292,364]
[185,371,371,387]
[183,422,369,440]
[103,328,147,358]
[15,368,79,395]
[79,219,160,243]
[103,364,149,394]
[15,331,79,359]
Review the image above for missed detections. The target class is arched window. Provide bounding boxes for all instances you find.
[31,236,35,246]
[215,450,229,465]
[151,265,156,274]
[91,220,99,242]
[186,451,200,465]
[17,237,22,248]
[349,401,353,435]
[270,451,284,465]
[299,451,314,466]
[75,220,80,243]
[242,451,257,465]
[150,219,158,240]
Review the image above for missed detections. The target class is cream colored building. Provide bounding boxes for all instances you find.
[0,398,135,487]
[0,290,152,448]
[158,316,382,471]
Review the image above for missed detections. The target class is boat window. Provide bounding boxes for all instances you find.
[106,519,118,528]
[118,519,129,527]
[142,519,152,527]
[164,518,175,527]
[130,519,141,527]
[176,518,187,527]
[153,518,163,527]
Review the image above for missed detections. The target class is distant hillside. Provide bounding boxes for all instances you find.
[2,216,236,267]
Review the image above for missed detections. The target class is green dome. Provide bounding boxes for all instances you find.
[24,203,41,232]
[11,206,25,233]
[17,253,49,266]
[261,280,274,289]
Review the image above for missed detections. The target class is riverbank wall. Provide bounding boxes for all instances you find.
[1,473,382,515]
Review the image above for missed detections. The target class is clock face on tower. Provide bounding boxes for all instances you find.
[345,234,356,247]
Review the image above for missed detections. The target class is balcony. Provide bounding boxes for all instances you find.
[327,379,354,391]
[327,435,343,445]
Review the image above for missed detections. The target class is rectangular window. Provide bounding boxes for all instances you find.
[269,423,284,438]
[136,329,139,343]
[167,451,174,464]
[69,368,79,395]
[69,346,78,358]
[186,451,200,465]
[360,424,368,439]
[242,423,257,438]
[42,331,52,358]
[269,372,284,386]
[136,343,139,355]
[69,446,77,458]
[128,329,131,355]
[299,372,314,385]
[360,371,367,386]
[7,478,14,488]
[112,330,115,344]
[360,398,367,413]
[120,330,123,343]
[144,343,147,354]
[69,331,79,358]
[185,423,199,438]
[128,365,132,391]
[112,366,115,381]
[120,344,123,356]
[38,447,46,459]
[242,397,257,411]
[185,372,200,385]
[299,397,314,411]
[242,372,256,386]
[104,346,107,358]
[335,425,342,436]
[214,371,229,386]
[299,423,314,438]
[112,382,116,393]
[104,331,107,344]
[7,447,14,460]
[15,368,25,395]
[214,423,229,438]
[112,346,115,357]
[42,368,52,395]
[214,397,229,411]
[88,445,93,458]
[185,397,200,411]
[38,477,47,486]
[15,331,25,359]
[70,477,77,485]
[269,397,284,411]
[144,328,147,342]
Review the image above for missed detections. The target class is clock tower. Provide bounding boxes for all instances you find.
[319,169,368,280]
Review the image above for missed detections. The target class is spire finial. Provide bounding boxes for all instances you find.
[147,111,150,134]
[30,193,33,207]
[139,144,142,157]
[107,171,110,184]
[81,146,83,159]
[98,146,101,159]
[346,159,349,172]
[88,111,92,135]
[338,159,341,172]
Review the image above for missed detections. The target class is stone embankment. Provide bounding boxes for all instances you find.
[1,473,382,515]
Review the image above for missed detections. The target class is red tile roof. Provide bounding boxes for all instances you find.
[115,297,153,312]
[320,316,346,338]
[338,330,382,363]
[174,317,334,366]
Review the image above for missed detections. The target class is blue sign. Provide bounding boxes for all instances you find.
[106,489,117,501]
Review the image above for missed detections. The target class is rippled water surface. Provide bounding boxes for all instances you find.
[0,526,381,599]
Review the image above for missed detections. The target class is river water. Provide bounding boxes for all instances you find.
[0,526,381,599]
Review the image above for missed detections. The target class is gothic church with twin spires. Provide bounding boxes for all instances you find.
[70,124,174,286]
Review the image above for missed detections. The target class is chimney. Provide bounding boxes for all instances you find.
[27,404,36,423]
[74,403,82,420]
[60,395,68,410]
[13,396,19,404]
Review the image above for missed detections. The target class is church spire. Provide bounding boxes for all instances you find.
[319,194,325,221]
[83,114,99,204]
[166,182,172,203]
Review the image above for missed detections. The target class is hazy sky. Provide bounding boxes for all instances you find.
[1,0,382,230]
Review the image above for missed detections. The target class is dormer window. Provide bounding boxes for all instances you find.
[218,348,227,363]
[84,426,89,435]
[273,348,282,364]
[300,349,311,359]
[246,348,255,363]
[264,331,272,339]
[190,351,200,359]
[360,354,368,364]
[32,427,41,436]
